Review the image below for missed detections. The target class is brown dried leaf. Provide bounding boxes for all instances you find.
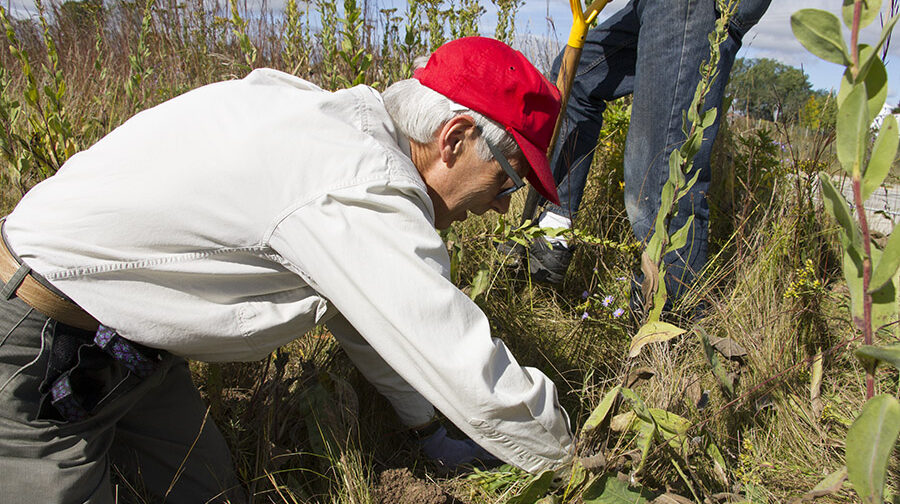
[626,367,657,388]
[610,411,637,432]
[708,335,748,361]
[580,452,607,473]
[810,351,824,420]
[652,494,693,504]
[685,373,702,406]
[640,251,659,308]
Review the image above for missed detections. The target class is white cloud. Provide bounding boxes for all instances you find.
[520,0,900,101]
[742,1,900,101]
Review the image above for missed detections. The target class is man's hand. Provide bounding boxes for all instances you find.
[419,425,501,468]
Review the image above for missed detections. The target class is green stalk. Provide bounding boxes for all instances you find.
[849,0,875,399]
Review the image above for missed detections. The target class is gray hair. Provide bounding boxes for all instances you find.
[382,78,519,163]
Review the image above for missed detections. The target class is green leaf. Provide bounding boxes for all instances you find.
[706,441,729,486]
[859,47,888,121]
[683,165,702,195]
[583,474,650,503]
[648,271,668,323]
[583,386,621,433]
[863,115,899,202]
[629,321,686,358]
[844,242,867,329]
[861,14,900,79]
[647,408,690,435]
[633,419,656,474]
[665,215,694,256]
[856,343,900,373]
[697,327,734,397]
[791,9,851,66]
[668,149,685,190]
[701,107,717,129]
[845,244,900,333]
[836,83,869,175]
[795,467,848,502]
[870,222,900,292]
[620,388,653,420]
[656,182,675,235]
[846,394,900,503]
[819,173,861,249]
[869,246,900,333]
[468,267,491,300]
[507,470,555,504]
[843,0,882,30]
[648,408,691,452]
[880,14,900,48]
[680,131,703,163]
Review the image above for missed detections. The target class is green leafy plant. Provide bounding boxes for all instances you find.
[335,0,375,88]
[628,0,738,357]
[126,0,156,106]
[282,0,312,76]
[229,0,257,70]
[448,0,484,39]
[316,0,339,89]
[398,0,426,78]
[791,1,900,502]
[492,0,523,44]
[0,1,76,194]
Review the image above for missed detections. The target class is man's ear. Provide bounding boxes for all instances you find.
[437,115,477,167]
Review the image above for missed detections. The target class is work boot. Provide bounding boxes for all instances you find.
[527,239,573,285]
[495,240,526,269]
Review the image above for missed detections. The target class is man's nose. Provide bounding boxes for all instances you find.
[490,196,511,214]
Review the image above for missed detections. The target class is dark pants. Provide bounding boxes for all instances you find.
[0,295,243,503]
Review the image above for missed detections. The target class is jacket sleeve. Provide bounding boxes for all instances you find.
[267,181,574,473]
[326,312,436,427]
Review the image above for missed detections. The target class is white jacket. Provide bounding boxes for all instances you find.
[4,69,574,472]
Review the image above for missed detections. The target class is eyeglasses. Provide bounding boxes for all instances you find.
[483,137,525,200]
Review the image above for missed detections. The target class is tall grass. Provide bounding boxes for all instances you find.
[1,0,897,502]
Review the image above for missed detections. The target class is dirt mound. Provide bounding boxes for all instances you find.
[375,468,459,504]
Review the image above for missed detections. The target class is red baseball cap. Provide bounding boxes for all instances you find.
[414,37,561,205]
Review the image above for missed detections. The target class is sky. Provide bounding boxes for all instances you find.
[6,0,900,104]
[505,0,900,106]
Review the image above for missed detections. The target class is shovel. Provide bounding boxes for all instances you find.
[519,0,611,225]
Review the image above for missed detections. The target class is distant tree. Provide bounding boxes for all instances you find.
[726,57,815,122]
[799,90,837,131]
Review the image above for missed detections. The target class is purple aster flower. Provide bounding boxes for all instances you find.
[602,295,614,307]
[616,276,627,282]
[581,311,589,320]
[582,290,590,299]
[612,308,625,318]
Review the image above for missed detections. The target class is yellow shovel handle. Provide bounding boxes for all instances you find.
[548,0,611,155]
[567,0,607,48]
[521,0,612,224]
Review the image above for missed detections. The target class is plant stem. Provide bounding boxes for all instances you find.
[851,0,862,77]
[850,0,875,400]
[852,175,875,399]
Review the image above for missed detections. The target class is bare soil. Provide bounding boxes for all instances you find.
[374,468,461,504]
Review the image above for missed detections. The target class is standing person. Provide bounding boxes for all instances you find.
[520,0,772,301]
[0,37,573,503]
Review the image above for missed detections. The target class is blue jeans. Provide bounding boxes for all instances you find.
[545,0,771,299]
